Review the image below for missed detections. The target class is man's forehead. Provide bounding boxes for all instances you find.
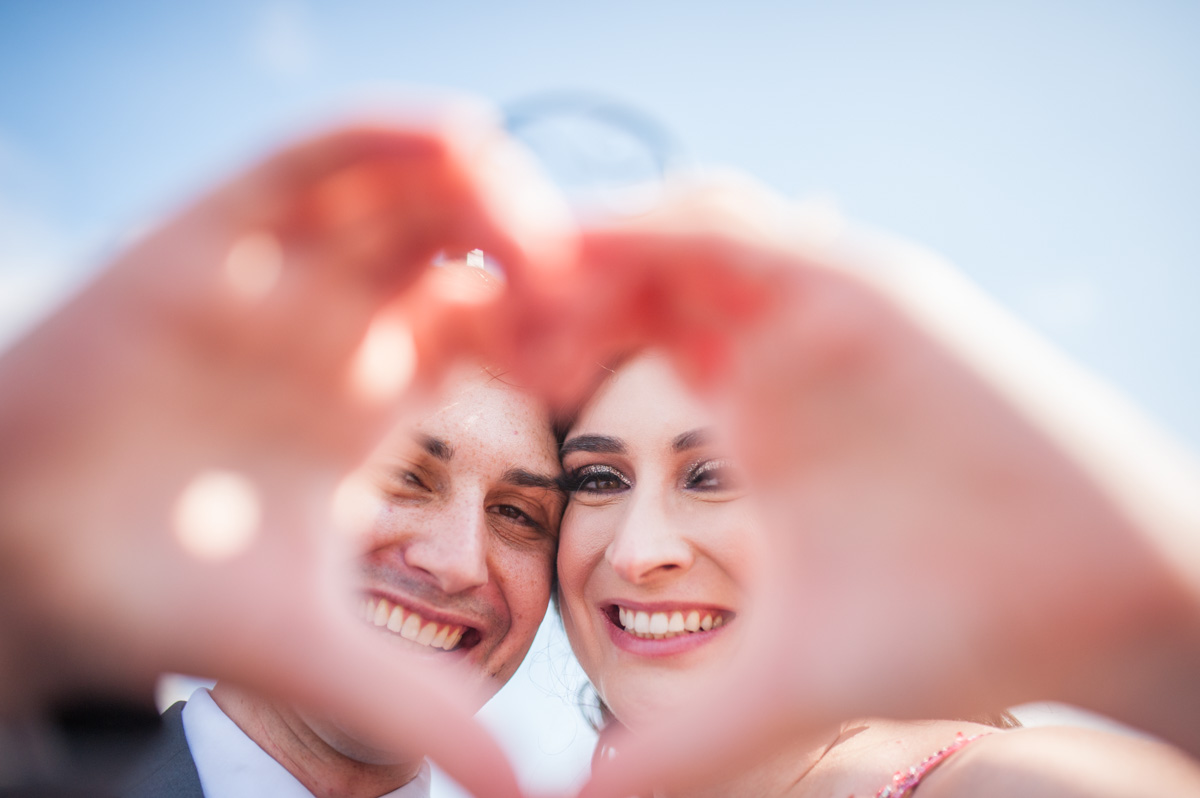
[413,373,557,464]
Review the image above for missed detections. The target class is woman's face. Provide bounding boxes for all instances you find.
[558,355,759,731]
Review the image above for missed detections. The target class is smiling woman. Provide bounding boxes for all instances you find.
[555,352,1200,798]
[557,355,756,736]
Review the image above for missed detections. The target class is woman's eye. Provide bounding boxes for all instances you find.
[686,459,739,491]
[566,465,630,493]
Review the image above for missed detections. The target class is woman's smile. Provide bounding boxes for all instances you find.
[600,600,736,657]
[558,353,758,726]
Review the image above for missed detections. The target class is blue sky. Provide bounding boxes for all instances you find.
[3,1,1198,793]
[2,1,1197,445]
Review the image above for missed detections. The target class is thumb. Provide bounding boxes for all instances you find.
[575,652,816,798]
[239,612,526,798]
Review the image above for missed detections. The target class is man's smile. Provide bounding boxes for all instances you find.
[362,595,476,651]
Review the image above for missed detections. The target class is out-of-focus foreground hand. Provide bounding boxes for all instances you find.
[572,176,1200,798]
[0,105,576,798]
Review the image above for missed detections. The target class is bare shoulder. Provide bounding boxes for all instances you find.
[803,718,1000,797]
[921,725,1200,798]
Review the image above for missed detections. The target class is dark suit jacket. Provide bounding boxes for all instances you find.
[0,699,203,798]
[118,701,204,798]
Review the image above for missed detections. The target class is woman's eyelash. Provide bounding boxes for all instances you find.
[563,464,631,493]
[686,458,736,490]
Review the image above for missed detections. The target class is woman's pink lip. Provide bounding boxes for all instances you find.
[601,604,733,658]
[599,598,735,615]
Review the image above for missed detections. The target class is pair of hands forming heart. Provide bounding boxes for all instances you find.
[1,100,1198,798]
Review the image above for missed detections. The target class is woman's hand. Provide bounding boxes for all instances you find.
[570,178,1200,798]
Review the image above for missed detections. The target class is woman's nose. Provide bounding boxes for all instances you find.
[605,491,694,584]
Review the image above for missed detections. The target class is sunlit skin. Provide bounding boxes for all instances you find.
[556,355,1011,798]
[5,106,1200,798]
[558,356,1200,798]
[213,370,564,798]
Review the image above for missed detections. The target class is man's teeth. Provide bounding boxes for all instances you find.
[617,607,726,639]
[364,597,464,651]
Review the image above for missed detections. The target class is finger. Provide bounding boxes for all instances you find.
[116,107,574,323]
[251,616,526,798]
[522,173,838,396]
[145,519,525,798]
[517,226,792,402]
[576,649,820,798]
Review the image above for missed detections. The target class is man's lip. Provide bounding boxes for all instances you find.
[362,590,482,652]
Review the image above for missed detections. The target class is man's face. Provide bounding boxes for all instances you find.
[354,371,563,701]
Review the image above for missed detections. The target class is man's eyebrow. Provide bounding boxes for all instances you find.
[672,427,713,452]
[502,467,565,495]
[559,434,626,457]
[418,434,454,462]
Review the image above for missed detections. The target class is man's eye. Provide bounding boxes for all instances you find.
[685,459,739,492]
[381,469,427,497]
[492,504,535,526]
[488,504,556,544]
[566,465,631,493]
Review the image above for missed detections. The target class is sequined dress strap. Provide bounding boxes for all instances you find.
[875,732,990,798]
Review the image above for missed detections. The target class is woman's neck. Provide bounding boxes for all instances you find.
[658,724,852,798]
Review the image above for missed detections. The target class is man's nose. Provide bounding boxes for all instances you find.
[404,496,489,594]
[605,489,694,584]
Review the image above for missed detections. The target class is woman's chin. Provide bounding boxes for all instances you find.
[603,673,713,733]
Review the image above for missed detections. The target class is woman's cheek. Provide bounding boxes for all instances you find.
[557,512,609,664]
[558,506,610,589]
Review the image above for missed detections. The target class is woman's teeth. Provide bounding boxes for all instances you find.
[617,606,726,639]
[364,596,465,651]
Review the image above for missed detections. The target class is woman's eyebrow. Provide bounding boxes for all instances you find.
[560,434,626,457]
[672,427,713,452]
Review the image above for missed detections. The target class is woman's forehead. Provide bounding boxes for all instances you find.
[573,355,709,439]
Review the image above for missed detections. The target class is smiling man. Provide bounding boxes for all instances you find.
[125,368,565,798]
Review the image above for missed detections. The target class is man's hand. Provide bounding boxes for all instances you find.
[0,105,574,798]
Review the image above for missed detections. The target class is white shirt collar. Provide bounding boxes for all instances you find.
[181,687,431,798]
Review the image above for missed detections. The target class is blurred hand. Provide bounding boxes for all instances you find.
[5,112,1199,798]
[569,177,1200,798]
[0,104,577,798]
